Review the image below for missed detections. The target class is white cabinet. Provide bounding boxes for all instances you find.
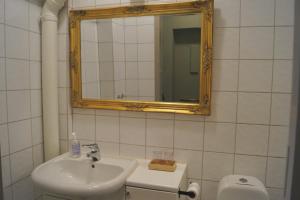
[125,160,187,200]
[126,186,183,200]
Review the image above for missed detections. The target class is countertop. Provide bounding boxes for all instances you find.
[126,159,187,193]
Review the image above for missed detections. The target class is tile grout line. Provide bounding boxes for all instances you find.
[201,114,206,192]
[172,113,175,157]
[211,90,292,94]
[118,110,121,156]
[233,0,242,175]
[28,0,37,176]
[212,58,293,62]
[2,0,14,196]
[264,0,278,187]
[144,114,147,159]
[94,110,97,144]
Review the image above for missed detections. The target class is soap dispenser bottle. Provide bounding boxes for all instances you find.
[70,132,81,158]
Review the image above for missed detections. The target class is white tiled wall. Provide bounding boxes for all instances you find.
[0,0,44,199]
[0,0,294,200]
[58,1,295,200]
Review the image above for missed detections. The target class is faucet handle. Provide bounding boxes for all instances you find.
[82,143,99,152]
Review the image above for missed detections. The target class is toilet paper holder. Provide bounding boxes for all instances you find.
[178,190,196,198]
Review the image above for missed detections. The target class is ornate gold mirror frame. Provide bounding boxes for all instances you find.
[69,0,213,115]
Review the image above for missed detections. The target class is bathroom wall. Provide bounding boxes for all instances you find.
[0,0,44,199]
[59,1,295,200]
[0,0,292,200]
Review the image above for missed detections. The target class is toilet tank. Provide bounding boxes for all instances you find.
[217,175,269,200]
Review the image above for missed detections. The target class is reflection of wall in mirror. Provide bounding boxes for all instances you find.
[124,16,156,101]
[81,20,100,99]
[81,19,117,99]
[81,17,156,101]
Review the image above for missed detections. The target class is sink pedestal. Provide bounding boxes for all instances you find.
[38,186,125,200]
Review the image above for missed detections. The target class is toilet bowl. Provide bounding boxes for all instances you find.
[217,175,269,200]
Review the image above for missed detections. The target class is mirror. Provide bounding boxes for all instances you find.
[80,14,201,103]
[70,1,213,115]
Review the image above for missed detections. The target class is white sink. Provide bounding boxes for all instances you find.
[31,153,137,198]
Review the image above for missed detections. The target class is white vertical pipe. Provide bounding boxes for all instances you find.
[41,0,66,161]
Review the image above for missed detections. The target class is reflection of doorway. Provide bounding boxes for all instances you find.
[160,14,201,102]
[173,28,200,102]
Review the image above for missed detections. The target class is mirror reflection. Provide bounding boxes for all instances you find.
[81,13,201,103]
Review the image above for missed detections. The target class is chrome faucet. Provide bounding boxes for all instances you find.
[82,144,101,162]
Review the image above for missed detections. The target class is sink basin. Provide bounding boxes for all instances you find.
[31,153,137,198]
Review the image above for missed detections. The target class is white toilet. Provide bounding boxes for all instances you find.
[217,175,269,200]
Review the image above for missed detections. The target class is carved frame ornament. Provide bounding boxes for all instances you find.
[69,0,213,115]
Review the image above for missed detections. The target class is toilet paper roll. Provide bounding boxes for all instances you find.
[187,182,200,200]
